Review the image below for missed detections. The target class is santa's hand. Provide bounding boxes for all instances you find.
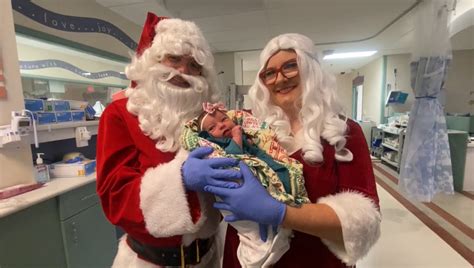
[205,162,286,227]
[182,147,241,192]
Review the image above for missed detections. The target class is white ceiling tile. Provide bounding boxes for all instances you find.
[96,0,147,8]
[211,38,270,52]
[94,0,465,73]
[164,0,265,19]
[262,0,415,9]
[110,2,175,26]
[203,25,271,43]
[266,2,413,44]
[193,11,269,33]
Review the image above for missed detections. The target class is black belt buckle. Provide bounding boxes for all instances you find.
[126,236,212,266]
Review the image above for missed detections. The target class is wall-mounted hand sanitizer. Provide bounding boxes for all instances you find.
[34,153,50,183]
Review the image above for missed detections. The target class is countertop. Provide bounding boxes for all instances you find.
[0,173,96,218]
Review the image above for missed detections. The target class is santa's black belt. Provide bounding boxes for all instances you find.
[126,235,212,266]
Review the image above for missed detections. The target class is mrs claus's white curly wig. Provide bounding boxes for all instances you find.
[249,33,348,163]
[125,18,220,152]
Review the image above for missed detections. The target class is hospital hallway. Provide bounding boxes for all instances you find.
[357,162,473,268]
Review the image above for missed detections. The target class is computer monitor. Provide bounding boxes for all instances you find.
[385,90,409,106]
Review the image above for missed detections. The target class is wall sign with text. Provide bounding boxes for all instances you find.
[12,0,137,50]
[19,59,128,80]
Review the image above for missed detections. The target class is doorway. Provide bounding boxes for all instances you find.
[352,75,364,121]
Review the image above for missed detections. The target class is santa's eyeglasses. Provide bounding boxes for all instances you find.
[162,54,203,76]
[259,59,299,85]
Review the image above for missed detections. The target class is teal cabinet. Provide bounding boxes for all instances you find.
[447,131,469,192]
[0,182,117,268]
[61,204,117,268]
[0,198,66,267]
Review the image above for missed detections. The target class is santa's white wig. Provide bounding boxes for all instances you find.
[125,17,220,152]
[249,33,348,163]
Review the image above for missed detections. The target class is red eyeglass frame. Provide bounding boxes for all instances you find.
[259,58,299,85]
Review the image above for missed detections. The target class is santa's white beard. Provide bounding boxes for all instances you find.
[126,64,210,152]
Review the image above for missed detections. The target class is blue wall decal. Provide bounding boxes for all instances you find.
[12,0,138,50]
[20,59,128,80]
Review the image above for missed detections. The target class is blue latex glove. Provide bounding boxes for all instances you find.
[258,224,279,242]
[204,162,286,234]
[182,147,242,192]
[259,224,268,242]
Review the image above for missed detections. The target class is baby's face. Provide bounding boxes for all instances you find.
[202,111,236,138]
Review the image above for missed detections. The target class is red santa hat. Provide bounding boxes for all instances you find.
[129,13,216,88]
[129,13,167,88]
[113,13,165,101]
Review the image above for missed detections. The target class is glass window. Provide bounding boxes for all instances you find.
[16,34,129,107]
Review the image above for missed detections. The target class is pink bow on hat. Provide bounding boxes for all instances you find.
[202,102,227,114]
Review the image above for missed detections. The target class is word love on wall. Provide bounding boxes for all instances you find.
[19,59,128,80]
[0,57,6,99]
[12,0,137,50]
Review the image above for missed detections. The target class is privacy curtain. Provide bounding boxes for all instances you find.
[399,0,454,202]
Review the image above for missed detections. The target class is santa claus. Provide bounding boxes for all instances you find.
[96,13,240,267]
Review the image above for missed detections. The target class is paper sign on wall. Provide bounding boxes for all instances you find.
[0,57,7,99]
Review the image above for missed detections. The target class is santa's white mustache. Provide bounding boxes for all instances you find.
[147,63,205,92]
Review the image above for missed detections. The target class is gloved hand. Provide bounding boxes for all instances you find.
[182,147,242,192]
[258,224,279,242]
[205,162,286,232]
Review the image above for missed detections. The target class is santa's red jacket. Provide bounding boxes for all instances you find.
[96,98,220,248]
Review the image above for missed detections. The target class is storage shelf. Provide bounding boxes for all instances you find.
[381,157,399,168]
[36,120,99,131]
[30,120,99,145]
[378,127,405,173]
[382,143,399,151]
[382,128,402,135]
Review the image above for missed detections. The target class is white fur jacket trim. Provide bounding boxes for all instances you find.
[139,148,219,240]
[318,191,381,265]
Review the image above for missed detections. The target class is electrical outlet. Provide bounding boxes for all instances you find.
[0,109,38,148]
[0,124,21,147]
[75,126,91,147]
